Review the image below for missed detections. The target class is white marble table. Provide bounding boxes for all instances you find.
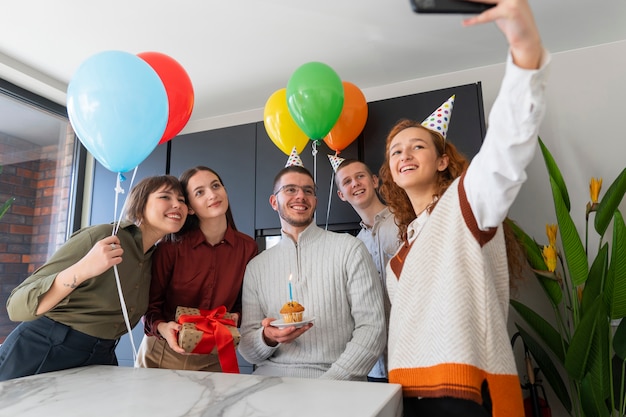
[0,365,402,417]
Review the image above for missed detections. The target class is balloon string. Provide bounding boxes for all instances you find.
[113,174,123,232]
[113,168,138,235]
[111,167,139,361]
[325,171,335,231]
[113,264,137,362]
[312,141,318,223]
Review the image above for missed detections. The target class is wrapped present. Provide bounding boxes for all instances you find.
[175,306,240,373]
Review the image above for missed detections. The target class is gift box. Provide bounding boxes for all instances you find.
[175,306,240,373]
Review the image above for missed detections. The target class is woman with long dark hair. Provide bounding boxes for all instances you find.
[136,166,257,372]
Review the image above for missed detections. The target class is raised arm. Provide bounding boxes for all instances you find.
[462,0,550,230]
[463,0,543,70]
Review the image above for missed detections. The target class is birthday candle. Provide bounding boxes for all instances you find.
[289,274,293,302]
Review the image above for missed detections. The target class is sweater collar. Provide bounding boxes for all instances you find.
[280,222,323,246]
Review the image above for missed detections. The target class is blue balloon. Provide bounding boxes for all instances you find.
[67,50,168,173]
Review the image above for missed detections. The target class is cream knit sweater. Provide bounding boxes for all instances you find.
[239,223,386,380]
[387,177,522,416]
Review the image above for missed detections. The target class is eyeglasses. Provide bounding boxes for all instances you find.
[273,184,317,197]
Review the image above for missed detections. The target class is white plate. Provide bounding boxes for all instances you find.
[269,317,316,329]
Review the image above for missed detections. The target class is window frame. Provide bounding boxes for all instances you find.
[0,77,86,237]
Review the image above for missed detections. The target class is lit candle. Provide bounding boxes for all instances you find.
[289,274,293,302]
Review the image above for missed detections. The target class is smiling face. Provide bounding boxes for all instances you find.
[336,161,379,210]
[388,126,449,195]
[140,184,188,239]
[185,169,229,222]
[270,171,317,234]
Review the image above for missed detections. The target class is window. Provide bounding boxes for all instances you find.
[0,79,84,343]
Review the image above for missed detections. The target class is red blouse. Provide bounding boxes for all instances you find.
[143,226,258,336]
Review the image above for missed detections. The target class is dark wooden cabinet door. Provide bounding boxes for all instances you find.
[362,83,486,176]
[169,123,256,238]
[254,122,361,232]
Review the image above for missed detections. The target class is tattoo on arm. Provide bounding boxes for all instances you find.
[63,275,78,289]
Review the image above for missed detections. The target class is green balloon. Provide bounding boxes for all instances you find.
[286,62,344,140]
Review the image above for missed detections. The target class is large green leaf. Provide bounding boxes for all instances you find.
[505,218,563,305]
[613,319,626,360]
[595,167,626,237]
[515,324,572,413]
[536,272,563,306]
[505,218,547,270]
[0,196,14,220]
[539,137,571,212]
[551,177,589,286]
[565,297,602,380]
[605,211,626,319]
[585,301,610,403]
[511,299,567,362]
[580,373,610,417]
[611,354,626,413]
[583,243,608,316]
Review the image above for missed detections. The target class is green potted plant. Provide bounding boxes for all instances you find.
[509,138,626,417]
[0,165,15,220]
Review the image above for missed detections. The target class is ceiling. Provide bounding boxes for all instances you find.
[1,0,626,144]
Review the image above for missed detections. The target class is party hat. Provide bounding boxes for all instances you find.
[327,154,345,173]
[421,95,455,139]
[285,146,304,167]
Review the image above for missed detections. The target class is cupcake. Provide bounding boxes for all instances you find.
[280,301,305,323]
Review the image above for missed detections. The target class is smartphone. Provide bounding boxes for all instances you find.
[410,0,494,14]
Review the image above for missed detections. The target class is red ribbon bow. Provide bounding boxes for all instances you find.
[178,306,239,373]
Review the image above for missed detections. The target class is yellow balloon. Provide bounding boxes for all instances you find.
[263,88,309,155]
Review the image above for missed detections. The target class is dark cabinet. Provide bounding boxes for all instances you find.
[254,122,361,232]
[169,123,257,238]
[362,83,486,176]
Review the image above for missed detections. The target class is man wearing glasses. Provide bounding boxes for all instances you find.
[239,165,386,380]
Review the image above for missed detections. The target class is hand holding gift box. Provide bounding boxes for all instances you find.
[175,306,240,373]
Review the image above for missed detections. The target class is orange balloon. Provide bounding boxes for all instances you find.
[264,88,309,155]
[324,81,368,153]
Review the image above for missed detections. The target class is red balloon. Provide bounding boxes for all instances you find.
[324,81,368,153]
[138,52,194,144]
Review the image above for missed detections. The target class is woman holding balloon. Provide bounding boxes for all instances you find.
[0,175,188,381]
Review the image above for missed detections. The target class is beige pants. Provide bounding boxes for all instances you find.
[135,335,222,372]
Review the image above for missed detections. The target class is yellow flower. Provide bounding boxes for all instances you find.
[589,177,603,204]
[546,224,558,247]
[542,245,558,272]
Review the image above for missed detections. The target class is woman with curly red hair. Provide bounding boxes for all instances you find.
[378,1,550,416]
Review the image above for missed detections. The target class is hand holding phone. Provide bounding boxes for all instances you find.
[410,0,494,14]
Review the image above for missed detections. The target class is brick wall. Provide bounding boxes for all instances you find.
[0,131,74,342]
